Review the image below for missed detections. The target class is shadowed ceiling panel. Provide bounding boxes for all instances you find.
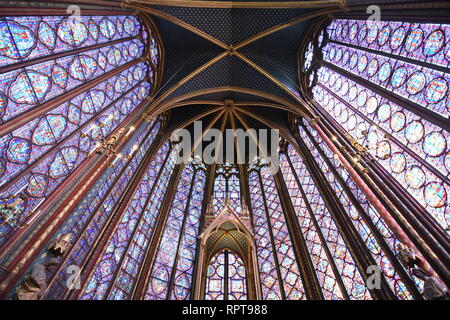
[163,55,297,104]
[180,91,282,104]
[205,230,248,257]
[152,6,314,45]
[165,105,223,133]
[153,17,224,92]
[239,21,313,97]
[236,105,292,131]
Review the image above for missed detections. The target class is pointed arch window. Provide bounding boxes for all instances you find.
[248,167,305,300]
[0,13,161,245]
[280,144,372,300]
[301,18,449,233]
[205,249,247,300]
[145,163,206,300]
[81,142,177,300]
[212,165,242,214]
[45,117,161,299]
[297,119,421,298]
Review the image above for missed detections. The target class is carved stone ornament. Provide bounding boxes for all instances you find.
[16,263,47,300]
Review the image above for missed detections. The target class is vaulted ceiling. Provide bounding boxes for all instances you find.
[124,1,347,133]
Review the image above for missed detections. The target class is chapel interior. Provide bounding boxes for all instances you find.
[0,0,449,300]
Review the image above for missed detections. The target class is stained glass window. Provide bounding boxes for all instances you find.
[227,251,247,300]
[205,249,247,300]
[279,151,345,300]
[303,18,449,232]
[81,142,176,300]
[280,149,372,300]
[170,168,206,300]
[212,165,242,214]
[145,163,206,300]
[228,174,242,214]
[0,14,159,246]
[205,251,226,300]
[44,118,161,299]
[212,173,226,212]
[298,121,418,299]
[248,167,306,300]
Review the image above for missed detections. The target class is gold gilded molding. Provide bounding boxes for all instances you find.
[130,0,344,9]
[235,8,342,49]
[144,86,302,120]
[234,52,315,118]
[146,51,229,111]
[126,3,229,49]
[234,106,299,146]
[191,108,226,153]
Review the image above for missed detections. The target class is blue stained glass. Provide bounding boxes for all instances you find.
[0,15,158,250]
[391,67,408,88]
[69,55,98,81]
[100,18,116,40]
[51,64,69,89]
[423,30,445,57]
[298,122,414,299]
[27,173,48,197]
[107,47,122,66]
[405,28,423,53]
[114,75,129,94]
[46,115,67,140]
[57,19,88,46]
[9,71,50,104]
[249,169,306,300]
[82,143,175,300]
[0,20,36,59]
[284,144,371,300]
[390,27,406,50]
[312,22,450,231]
[423,132,447,157]
[124,17,137,35]
[425,78,448,104]
[60,146,79,170]
[48,151,69,178]
[327,19,450,68]
[6,138,31,163]
[38,21,56,49]
[43,120,160,298]
[32,117,56,145]
[88,19,99,40]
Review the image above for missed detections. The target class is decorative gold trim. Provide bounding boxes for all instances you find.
[171,100,225,107]
[143,87,305,122]
[233,101,293,111]
[148,52,228,109]
[297,16,330,100]
[227,110,247,204]
[138,13,166,94]
[213,107,230,164]
[191,108,226,153]
[234,106,299,146]
[229,110,246,167]
[235,8,342,49]
[130,0,344,9]
[126,3,229,49]
[233,52,315,118]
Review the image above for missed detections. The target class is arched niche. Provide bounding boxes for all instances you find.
[193,202,261,300]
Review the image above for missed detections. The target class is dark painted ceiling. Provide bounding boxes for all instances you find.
[142,2,325,130]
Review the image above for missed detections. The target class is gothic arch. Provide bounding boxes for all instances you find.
[194,202,261,300]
